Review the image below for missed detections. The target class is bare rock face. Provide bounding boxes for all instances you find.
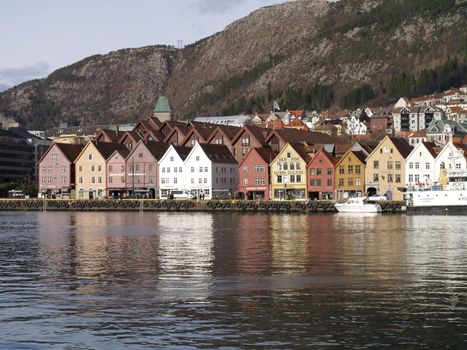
[0,0,465,128]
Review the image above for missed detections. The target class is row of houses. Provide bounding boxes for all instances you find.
[38,116,467,202]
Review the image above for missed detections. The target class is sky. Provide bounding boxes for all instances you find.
[0,0,286,91]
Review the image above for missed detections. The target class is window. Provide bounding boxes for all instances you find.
[338,178,344,187]
[161,178,166,184]
[149,177,154,184]
[355,165,361,175]
[415,162,419,169]
[79,165,83,172]
[409,162,413,169]
[52,154,57,162]
[61,165,66,173]
[283,162,288,170]
[290,175,295,183]
[179,167,182,172]
[310,168,317,176]
[387,161,393,170]
[260,177,265,185]
[395,161,401,170]
[191,178,194,184]
[339,165,344,174]
[277,175,282,183]
[91,177,95,184]
[296,162,301,170]
[204,178,207,184]
[199,178,202,184]
[348,178,353,186]
[255,178,260,185]
[317,168,322,175]
[138,153,143,158]
[327,179,332,186]
[199,167,203,172]
[286,152,291,158]
[162,167,166,173]
[109,165,113,172]
[121,165,124,172]
[121,177,125,183]
[170,156,174,161]
[426,162,430,170]
[409,174,414,182]
[290,162,295,171]
[296,174,302,183]
[373,161,379,169]
[373,173,379,182]
[348,165,353,174]
[355,178,361,186]
[91,165,95,172]
[98,177,102,184]
[88,154,92,160]
[196,156,200,161]
[395,174,401,183]
[79,177,83,184]
[191,167,194,172]
[415,174,420,182]
[98,165,102,172]
[205,167,208,172]
[387,174,393,183]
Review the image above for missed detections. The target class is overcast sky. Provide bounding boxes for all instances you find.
[0,0,286,90]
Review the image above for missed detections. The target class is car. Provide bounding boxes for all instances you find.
[367,194,387,202]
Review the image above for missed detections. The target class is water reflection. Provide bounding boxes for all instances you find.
[1,212,467,348]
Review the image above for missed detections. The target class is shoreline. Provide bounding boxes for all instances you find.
[0,199,405,213]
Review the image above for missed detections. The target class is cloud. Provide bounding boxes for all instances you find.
[191,0,245,14]
[0,61,51,87]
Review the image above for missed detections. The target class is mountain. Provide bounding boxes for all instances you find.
[0,0,466,129]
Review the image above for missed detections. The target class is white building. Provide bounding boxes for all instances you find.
[193,115,252,127]
[157,145,192,199]
[434,142,467,181]
[184,142,238,200]
[405,142,438,187]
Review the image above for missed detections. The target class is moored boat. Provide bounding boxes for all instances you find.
[334,197,382,213]
[405,170,467,215]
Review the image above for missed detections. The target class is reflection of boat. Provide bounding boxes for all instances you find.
[405,170,467,214]
[334,197,382,213]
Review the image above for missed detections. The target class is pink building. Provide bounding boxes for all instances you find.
[306,149,337,200]
[237,146,277,200]
[107,148,130,198]
[38,143,84,198]
[125,140,170,198]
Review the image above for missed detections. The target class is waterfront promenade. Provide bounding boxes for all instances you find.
[0,199,404,213]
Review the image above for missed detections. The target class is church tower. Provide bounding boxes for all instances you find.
[153,96,173,122]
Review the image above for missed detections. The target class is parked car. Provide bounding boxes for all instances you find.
[168,190,195,200]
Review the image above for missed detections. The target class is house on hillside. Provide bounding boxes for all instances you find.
[334,150,367,200]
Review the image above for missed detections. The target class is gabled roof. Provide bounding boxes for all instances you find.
[172,145,192,161]
[352,150,367,164]
[181,126,215,145]
[232,125,269,146]
[289,143,313,164]
[93,141,130,160]
[205,125,241,144]
[309,149,339,166]
[153,96,171,113]
[198,143,237,164]
[389,137,413,158]
[118,130,143,143]
[143,141,171,161]
[265,128,342,146]
[148,116,163,129]
[146,129,166,142]
[421,141,439,158]
[255,146,277,164]
[39,142,85,165]
[95,129,126,143]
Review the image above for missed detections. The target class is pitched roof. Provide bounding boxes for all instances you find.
[198,143,237,164]
[144,141,171,161]
[173,145,192,161]
[389,137,413,158]
[422,141,439,158]
[93,141,130,160]
[254,146,277,164]
[96,129,126,143]
[267,128,342,145]
[351,150,368,164]
[153,96,172,113]
[289,143,313,164]
[118,130,143,143]
[55,143,85,162]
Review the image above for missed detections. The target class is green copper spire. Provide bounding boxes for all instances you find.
[153,96,172,113]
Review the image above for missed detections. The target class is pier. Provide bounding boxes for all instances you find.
[0,199,405,213]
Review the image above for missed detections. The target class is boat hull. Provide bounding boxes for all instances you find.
[406,205,467,215]
[334,204,382,213]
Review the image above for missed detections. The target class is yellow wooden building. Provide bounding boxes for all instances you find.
[270,143,311,200]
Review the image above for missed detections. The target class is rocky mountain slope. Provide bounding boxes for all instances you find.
[0,0,466,129]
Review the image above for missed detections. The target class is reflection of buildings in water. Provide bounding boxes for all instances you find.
[270,214,310,274]
[233,214,273,274]
[333,214,408,280]
[157,212,214,300]
[38,212,162,295]
[405,216,467,283]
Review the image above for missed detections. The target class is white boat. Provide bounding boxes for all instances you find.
[405,169,467,215]
[334,197,382,213]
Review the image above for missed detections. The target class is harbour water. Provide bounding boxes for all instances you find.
[1,211,466,349]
